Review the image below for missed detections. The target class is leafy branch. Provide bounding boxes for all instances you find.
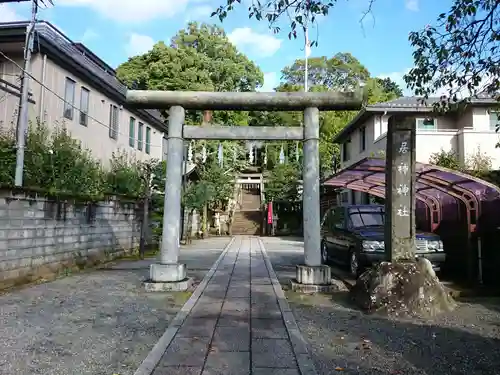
[404,0,500,108]
[212,0,337,46]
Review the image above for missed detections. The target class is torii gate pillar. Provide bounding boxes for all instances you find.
[127,90,363,291]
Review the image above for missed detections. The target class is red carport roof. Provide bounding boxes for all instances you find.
[322,158,500,206]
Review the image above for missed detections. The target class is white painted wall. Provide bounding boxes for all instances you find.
[340,110,500,170]
[0,53,165,166]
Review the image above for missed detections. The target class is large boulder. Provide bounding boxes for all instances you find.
[350,258,456,317]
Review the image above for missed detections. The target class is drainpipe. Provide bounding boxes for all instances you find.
[382,111,387,135]
[38,54,47,123]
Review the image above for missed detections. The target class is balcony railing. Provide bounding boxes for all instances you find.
[416,127,459,132]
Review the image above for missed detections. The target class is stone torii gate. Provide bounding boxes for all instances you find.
[126,90,362,291]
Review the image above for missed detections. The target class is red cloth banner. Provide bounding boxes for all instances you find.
[267,202,273,224]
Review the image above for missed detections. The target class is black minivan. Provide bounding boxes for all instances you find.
[320,204,446,277]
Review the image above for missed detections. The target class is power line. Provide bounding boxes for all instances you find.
[0,50,164,149]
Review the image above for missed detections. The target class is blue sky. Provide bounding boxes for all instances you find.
[1,0,452,94]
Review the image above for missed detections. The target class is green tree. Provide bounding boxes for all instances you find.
[212,0,495,109]
[404,0,500,104]
[375,77,404,98]
[116,22,264,125]
[106,151,145,197]
[281,53,370,90]
[256,53,401,178]
[264,162,302,202]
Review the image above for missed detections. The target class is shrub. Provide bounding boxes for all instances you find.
[429,149,464,171]
[0,122,149,198]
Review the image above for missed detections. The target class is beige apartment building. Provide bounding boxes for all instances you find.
[0,21,167,165]
[334,95,500,204]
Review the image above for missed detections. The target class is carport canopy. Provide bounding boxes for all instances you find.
[322,157,500,231]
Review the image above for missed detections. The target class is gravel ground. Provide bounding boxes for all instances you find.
[0,238,230,375]
[262,237,500,375]
[286,291,500,375]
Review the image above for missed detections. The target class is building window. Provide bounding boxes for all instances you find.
[109,104,119,139]
[145,126,151,154]
[342,138,351,161]
[63,78,75,120]
[359,126,366,152]
[416,118,436,130]
[79,87,90,126]
[129,117,136,147]
[137,122,144,150]
[489,111,499,131]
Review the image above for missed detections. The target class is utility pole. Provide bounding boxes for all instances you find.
[303,2,311,93]
[15,0,39,187]
[304,25,310,93]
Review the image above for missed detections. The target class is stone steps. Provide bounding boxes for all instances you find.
[232,211,261,235]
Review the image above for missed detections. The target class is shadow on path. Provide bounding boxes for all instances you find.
[262,238,500,375]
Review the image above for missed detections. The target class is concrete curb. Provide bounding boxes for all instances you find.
[133,236,236,375]
[257,237,319,375]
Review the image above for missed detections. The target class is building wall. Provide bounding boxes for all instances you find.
[0,53,165,165]
[0,190,149,290]
[340,117,377,169]
[340,110,500,171]
[0,54,27,127]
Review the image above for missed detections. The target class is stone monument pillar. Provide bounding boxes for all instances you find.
[350,115,456,316]
[384,115,417,261]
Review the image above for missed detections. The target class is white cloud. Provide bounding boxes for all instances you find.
[258,72,279,92]
[0,4,22,22]
[228,27,282,58]
[125,33,155,57]
[377,69,414,96]
[82,29,99,42]
[56,0,192,22]
[378,69,494,99]
[185,5,213,21]
[405,0,419,12]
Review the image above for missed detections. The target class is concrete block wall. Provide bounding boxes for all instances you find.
[0,189,146,289]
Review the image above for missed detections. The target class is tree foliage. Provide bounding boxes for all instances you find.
[429,147,492,177]
[429,149,464,171]
[264,162,302,202]
[281,53,370,90]
[211,0,498,110]
[212,0,336,42]
[404,0,500,104]
[181,139,251,213]
[252,53,402,178]
[0,123,154,198]
[375,77,403,98]
[116,22,264,125]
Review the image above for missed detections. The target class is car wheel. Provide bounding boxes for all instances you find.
[349,250,359,278]
[321,241,329,264]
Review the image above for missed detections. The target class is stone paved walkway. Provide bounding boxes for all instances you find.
[145,236,316,375]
